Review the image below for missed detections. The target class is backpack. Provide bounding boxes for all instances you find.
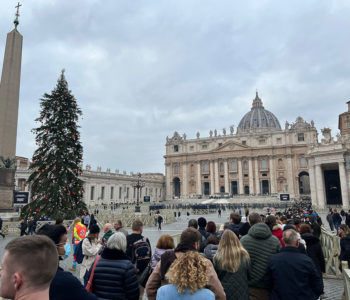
[74,237,91,264]
[132,237,151,273]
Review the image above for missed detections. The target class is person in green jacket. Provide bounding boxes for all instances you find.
[102,223,114,243]
[240,213,281,300]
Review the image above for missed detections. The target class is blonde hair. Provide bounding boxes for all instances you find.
[165,251,209,294]
[214,229,249,273]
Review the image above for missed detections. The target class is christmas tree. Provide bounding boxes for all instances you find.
[21,70,87,220]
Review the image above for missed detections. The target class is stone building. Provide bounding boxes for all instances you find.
[15,159,165,206]
[164,92,317,200]
[306,102,350,209]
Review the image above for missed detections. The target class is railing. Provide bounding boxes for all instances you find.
[320,226,341,279]
[342,261,350,300]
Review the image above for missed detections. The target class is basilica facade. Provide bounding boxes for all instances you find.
[165,93,318,201]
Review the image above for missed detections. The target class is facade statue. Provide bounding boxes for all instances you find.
[222,128,226,136]
[230,125,234,135]
[209,130,213,138]
[311,120,315,128]
[196,132,200,139]
[214,129,217,137]
[183,133,187,140]
[285,121,289,130]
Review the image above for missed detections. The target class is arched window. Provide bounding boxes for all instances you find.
[203,162,209,172]
[243,161,248,170]
[231,160,237,170]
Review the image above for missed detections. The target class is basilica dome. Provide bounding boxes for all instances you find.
[237,92,281,133]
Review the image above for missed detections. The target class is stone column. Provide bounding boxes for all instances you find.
[254,159,260,195]
[224,160,229,194]
[248,159,254,194]
[214,160,219,194]
[308,163,318,207]
[182,163,187,197]
[197,161,201,195]
[238,160,244,194]
[339,161,349,208]
[287,156,295,195]
[269,157,276,194]
[315,164,326,208]
[165,164,172,199]
[210,160,214,195]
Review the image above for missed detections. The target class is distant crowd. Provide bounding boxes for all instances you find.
[2,202,350,300]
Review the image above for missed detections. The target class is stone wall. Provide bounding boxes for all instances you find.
[0,169,15,209]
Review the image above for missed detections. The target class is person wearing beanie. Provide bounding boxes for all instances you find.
[146,227,226,300]
[80,224,103,286]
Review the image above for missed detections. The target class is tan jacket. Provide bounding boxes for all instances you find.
[145,251,226,300]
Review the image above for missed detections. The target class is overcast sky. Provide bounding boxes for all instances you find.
[0,1,350,174]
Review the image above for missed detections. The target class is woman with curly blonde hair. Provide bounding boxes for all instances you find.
[213,229,250,300]
[156,251,214,299]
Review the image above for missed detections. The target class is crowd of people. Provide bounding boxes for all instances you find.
[2,204,350,300]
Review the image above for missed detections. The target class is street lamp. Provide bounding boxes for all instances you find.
[132,173,145,213]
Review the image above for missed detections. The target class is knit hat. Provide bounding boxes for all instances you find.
[89,224,100,234]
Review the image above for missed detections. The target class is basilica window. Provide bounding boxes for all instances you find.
[261,159,268,169]
[347,122,350,128]
[191,164,194,174]
[110,186,114,199]
[101,186,105,200]
[174,164,179,174]
[242,141,247,145]
[300,157,307,168]
[203,162,209,172]
[259,139,266,145]
[219,162,224,172]
[90,186,95,201]
[243,161,248,170]
[231,160,237,171]
[202,144,208,150]
[174,145,179,152]
[298,133,305,142]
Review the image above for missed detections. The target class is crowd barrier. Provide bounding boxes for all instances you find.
[320,226,341,279]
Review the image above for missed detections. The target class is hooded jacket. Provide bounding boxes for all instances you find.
[240,223,281,288]
[301,233,325,274]
[204,244,218,261]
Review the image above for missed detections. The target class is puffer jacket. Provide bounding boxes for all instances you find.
[204,244,218,261]
[272,225,284,247]
[92,248,139,300]
[240,223,281,288]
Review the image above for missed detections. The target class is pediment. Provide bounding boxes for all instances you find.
[215,141,251,152]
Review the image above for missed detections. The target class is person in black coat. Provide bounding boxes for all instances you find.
[92,232,139,300]
[37,224,98,300]
[300,224,325,275]
[265,229,324,300]
[339,224,350,269]
[89,214,97,230]
[332,209,342,235]
[228,213,242,238]
[345,211,350,228]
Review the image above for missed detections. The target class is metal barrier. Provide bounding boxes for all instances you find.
[342,261,350,300]
[320,226,341,279]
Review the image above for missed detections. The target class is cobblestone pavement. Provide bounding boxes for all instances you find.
[0,211,345,299]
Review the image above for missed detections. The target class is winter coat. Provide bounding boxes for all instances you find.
[92,248,139,300]
[228,223,241,237]
[311,222,321,239]
[102,230,113,242]
[271,225,284,247]
[346,215,350,228]
[198,227,209,252]
[265,247,324,300]
[151,248,172,269]
[240,223,281,288]
[204,244,218,261]
[50,267,98,300]
[214,257,250,300]
[80,238,102,279]
[332,213,342,225]
[340,234,350,268]
[156,284,215,300]
[145,250,225,300]
[301,233,325,274]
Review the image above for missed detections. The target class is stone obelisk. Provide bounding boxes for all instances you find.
[0,3,23,209]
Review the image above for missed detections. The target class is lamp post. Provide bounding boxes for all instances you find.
[133,173,145,213]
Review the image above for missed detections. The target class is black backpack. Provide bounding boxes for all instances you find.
[74,237,91,264]
[132,237,151,273]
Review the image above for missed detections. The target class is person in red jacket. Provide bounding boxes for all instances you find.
[265,215,284,247]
